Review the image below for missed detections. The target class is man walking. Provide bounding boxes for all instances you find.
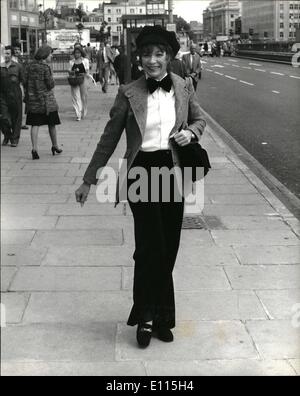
[182,43,202,91]
[0,46,23,146]
[96,41,114,93]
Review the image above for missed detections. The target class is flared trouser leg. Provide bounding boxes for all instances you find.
[126,150,185,329]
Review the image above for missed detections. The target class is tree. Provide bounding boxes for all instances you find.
[75,5,86,22]
[174,15,191,34]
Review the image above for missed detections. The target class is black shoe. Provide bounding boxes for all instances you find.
[2,137,10,146]
[152,323,174,343]
[51,146,63,155]
[31,149,39,160]
[136,323,152,348]
[21,125,29,130]
[10,142,18,147]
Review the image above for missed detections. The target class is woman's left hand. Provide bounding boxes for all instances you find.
[173,130,193,147]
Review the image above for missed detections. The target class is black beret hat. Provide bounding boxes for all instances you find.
[136,25,180,56]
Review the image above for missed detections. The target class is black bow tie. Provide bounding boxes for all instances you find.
[147,74,173,94]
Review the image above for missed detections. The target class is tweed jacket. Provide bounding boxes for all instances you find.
[83,72,206,206]
[24,60,58,114]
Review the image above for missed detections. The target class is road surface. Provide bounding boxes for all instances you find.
[197,56,300,198]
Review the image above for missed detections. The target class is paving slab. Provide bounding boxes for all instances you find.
[225,265,300,290]
[246,320,300,359]
[123,266,231,291]
[144,359,295,376]
[288,359,300,374]
[116,321,258,361]
[176,246,239,267]
[211,230,299,246]
[1,323,117,362]
[1,230,35,245]
[217,216,291,231]
[1,246,48,267]
[1,361,146,376]
[176,290,266,321]
[31,229,123,248]
[1,216,58,230]
[256,290,300,320]
[10,267,122,292]
[23,291,132,323]
[8,176,75,184]
[47,203,124,216]
[1,194,69,204]
[234,245,300,265]
[203,204,276,216]
[1,292,30,324]
[42,245,133,267]
[1,267,18,292]
[55,215,133,230]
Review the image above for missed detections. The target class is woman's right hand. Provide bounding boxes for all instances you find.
[75,182,91,207]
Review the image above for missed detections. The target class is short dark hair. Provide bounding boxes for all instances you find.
[5,45,15,56]
[139,43,174,61]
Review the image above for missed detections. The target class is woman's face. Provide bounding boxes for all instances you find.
[45,53,52,63]
[74,49,81,59]
[141,45,169,80]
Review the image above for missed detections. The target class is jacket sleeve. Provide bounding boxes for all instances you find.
[44,64,55,91]
[186,78,206,141]
[83,86,128,185]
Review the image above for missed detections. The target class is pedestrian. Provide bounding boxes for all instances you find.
[85,43,93,64]
[170,52,187,79]
[113,46,127,85]
[12,45,29,130]
[24,44,62,160]
[96,41,114,93]
[182,43,202,91]
[75,25,206,348]
[0,46,23,147]
[69,46,90,121]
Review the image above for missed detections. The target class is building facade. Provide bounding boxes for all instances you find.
[1,0,42,53]
[103,1,147,45]
[241,0,300,41]
[203,0,240,39]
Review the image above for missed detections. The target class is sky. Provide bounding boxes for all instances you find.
[44,1,211,23]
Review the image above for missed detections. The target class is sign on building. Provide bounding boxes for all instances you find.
[166,24,176,32]
[47,29,90,51]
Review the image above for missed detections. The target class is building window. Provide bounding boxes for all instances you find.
[280,4,284,10]
[107,9,111,14]
[231,14,234,18]
[280,32,284,38]
[139,9,143,14]
[117,17,120,22]
[231,21,234,27]
[290,4,294,10]
[108,17,111,22]
[280,13,284,19]
[130,9,135,14]
[117,26,122,32]
[289,31,294,37]
[280,22,284,28]
[117,9,121,14]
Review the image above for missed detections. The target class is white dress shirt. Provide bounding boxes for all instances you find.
[141,74,176,152]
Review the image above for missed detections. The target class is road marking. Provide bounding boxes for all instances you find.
[290,75,300,79]
[270,72,285,76]
[255,68,266,72]
[239,80,254,86]
[201,60,207,64]
[212,65,225,68]
[225,75,237,80]
[242,66,252,69]
[206,69,213,72]
[249,63,262,66]
[228,59,238,62]
[272,90,280,94]
[214,72,224,76]
[232,64,240,68]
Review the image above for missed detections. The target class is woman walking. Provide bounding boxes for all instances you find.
[69,46,89,121]
[24,45,62,160]
[75,26,206,348]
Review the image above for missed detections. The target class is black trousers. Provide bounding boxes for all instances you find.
[126,150,185,329]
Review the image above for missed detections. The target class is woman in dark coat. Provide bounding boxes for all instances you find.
[24,44,62,159]
[75,26,206,348]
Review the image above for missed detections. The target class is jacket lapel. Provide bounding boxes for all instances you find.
[124,76,148,137]
[170,72,189,133]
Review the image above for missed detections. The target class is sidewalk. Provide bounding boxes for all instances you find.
[1,82,300,376]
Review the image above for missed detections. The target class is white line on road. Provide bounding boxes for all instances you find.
[214,72,224,76]
[239,80,254,86]
[228,59,238,62]
[232,64,240,68]
[225,75,237,80]
[242,66,252,69]
[255,69,266,72]
[272,90,280,94]
[290,75,300,79]
[270,72,285,76]
[249,63,262,66]
[206,69,213,72]
[212,65,225,68]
